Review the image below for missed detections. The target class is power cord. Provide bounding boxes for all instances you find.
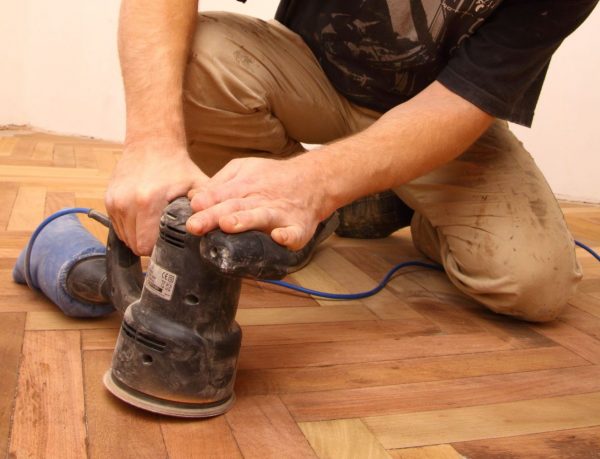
[23,208,600,299]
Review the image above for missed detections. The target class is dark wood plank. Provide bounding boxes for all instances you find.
[239,333,511,370]
[84,350,168,459]
[453,425,600,459]
[225,395,316,458]
[0,313,26,459]
[236,346,587,395]
[161,416,242,459]
[9,330,87,458]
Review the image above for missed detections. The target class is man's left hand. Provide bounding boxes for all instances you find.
[186,156,332,251]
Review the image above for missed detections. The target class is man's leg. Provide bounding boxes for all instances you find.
[182,12,377,175]
[395,121,583,322]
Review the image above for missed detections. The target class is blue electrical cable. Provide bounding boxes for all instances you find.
[24,207,600,300]
[261,261,444,299]
[575,240,600,262]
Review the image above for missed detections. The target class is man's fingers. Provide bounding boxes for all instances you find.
[218,207,277,233]
[271,225,306,251]
[134,200,165,256]
[186,199,248,235]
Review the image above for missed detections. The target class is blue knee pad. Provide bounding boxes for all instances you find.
[13,214,115,317]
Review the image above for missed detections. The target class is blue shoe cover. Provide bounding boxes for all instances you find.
[13,214,115,317]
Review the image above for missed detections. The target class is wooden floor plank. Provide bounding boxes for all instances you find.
[388,445,464,459]
[161,417,243,459]
[26,310,121,331]
[532,319,600,364]
[0,183,19,230]
[363,391,600,449]
[283,365,600,422]
[6,186,46,231]
[452,425,600,459]
[239,332,510,371]
[236,346,587,395]
[9,331,87,458]
[235,304,377,326]
[299,418,391,459]
[83,350,168,459]
[45,191,76,216]
[225,395,316,458]
[53,144,76,168]
[0,313,26,459]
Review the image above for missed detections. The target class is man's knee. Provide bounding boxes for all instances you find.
[444,235,582,322]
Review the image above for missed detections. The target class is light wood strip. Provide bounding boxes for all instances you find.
[81,328,119,350]
[9,330,87,458]
[11,137,36,159]
[242,318,438,347]
[290,259,359,308]
[299,419,391,459]
[225,395,316,458]
[0,163,106,179]
[236,346,587,395]
[452,425,600,459]
[363,391,600,449]
[26,310,121,331]
[388,445,464,459]
[0,313,25,459]
[45,191,76,216]
[84,350,168,459]
[6,186,46,231]
[161,416,242,459]
[239,279,318,309]
[53,144,76,167]
[313,247,431,320]
[283,365,600,422]
[235,304,376,326]
[31,140,54,162]
[74,145,98,169]
[0,182,19,230]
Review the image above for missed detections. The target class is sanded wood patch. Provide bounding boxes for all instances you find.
[299,418,391,459]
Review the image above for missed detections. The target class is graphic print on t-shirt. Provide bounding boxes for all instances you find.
[314,0,501,103]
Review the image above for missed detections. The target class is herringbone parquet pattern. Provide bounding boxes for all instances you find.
[1,129,599,458]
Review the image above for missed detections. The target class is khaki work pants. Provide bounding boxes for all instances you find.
[183,12,582,322]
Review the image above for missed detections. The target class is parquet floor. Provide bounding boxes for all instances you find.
[1,129,599,459]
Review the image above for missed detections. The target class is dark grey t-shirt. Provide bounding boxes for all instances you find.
[274,0,597,126]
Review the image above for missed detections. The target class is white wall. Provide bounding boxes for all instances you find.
[0,1,598,202]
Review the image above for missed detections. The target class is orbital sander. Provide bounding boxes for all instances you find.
[13,197,337,417]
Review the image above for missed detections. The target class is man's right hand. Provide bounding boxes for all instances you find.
[105,141,208,255]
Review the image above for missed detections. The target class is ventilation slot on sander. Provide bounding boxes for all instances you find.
[159,223,186,249]
[122,321,167,352]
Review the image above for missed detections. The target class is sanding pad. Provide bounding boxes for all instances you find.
[103,370,235,418]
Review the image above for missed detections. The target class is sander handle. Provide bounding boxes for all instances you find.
[199,214,339,280]
[105,225,144,314]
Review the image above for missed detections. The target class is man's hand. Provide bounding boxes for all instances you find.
[186,157,334,251]
[106,142,208,255]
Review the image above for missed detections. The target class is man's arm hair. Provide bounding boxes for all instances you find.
[119,0,199,148]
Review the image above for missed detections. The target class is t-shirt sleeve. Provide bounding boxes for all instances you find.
[437,0,598,127]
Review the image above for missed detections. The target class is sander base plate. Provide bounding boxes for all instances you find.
[103,370,235,418]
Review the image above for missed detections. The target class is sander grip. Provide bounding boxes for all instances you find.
[106,226,144,314]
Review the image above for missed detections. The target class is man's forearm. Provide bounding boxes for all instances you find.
[301,81,494,217]
[119,0,199,147]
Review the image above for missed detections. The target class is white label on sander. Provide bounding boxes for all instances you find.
[145,262,177,301]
